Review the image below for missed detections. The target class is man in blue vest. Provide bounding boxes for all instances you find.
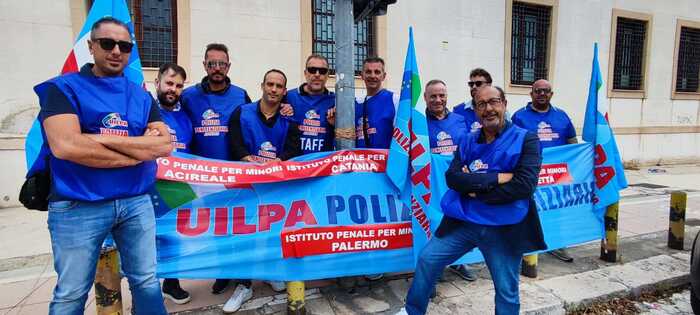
[152,63,193,305]
[355,56,399,149]
[180,43,251,294]
[223,69,300,312]
[285,54,336,154]
[180,43,251,161]
[511,79,577,263]
[424,80,479,282]
[35,17,172,315]
[452,68,492,134]
[401,86,546,315]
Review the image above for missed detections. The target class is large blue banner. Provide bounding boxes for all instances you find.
[154,144,599,280]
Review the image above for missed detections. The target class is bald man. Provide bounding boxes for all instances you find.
[511,79,576,263]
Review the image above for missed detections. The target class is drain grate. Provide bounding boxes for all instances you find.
[629,183,669,189]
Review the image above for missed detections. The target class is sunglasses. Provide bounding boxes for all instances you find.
[532,88,552,95]
[468,80,488,88]
[307,67,329,75]
[205,60,230,69]
[94,38,134,53]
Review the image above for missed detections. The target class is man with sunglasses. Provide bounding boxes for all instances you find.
[453,68,493,134]
[180,43,252,161]
[34,17,171,315]
[355,56,399,149]
[179,43,252,297]
[511,79,577,263]
[284,54,336,154]
[401,86,546,315]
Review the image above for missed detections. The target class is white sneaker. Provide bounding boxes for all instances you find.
[267,280,286,292]
[222,284,253,313]
[394,307,409,315]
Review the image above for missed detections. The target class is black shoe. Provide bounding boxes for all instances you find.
[162,278,191,305]
[449,265,477,281]
[212,279,231,294]
[548,249,574,263]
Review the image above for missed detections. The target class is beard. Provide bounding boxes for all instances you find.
[158,93,178,108]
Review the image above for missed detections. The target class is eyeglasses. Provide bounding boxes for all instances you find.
[475,97,503,110]
[94,38,134,53]
[532,88,552,95]
[468,80,489,88]
[306,67,329,75]
[205,60,230,69]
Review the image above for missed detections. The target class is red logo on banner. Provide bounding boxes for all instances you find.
[538,163,573,186]
[280,223,413,258]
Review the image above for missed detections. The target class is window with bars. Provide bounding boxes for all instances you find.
[510,1,551,86]
[90,0,178,68]
[612,18,647,90]
[676,26,700,93]
[312,0,375,75]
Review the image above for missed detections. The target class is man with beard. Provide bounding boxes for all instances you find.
[511,79,577,263]
[180,43,251,160]
[152,63,193,305]
[355,56,399,149]
[224,69,301,312]
[35,17,171,314]
[452,68,492,134]
[179,43,251,295]
[285,54,336,154]
[400,86,546,315]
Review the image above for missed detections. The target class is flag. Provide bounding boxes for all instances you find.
[386,27,433,259]
[582,43,628,215]
[24,0,143,174]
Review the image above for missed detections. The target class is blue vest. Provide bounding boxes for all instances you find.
[511,103,576,148]
[452,101,482,133]
[286,87,335,154]
[441,124,530,225]
[181,83,248,160]
[427,112,467,156]
[159,102,193,153]
[355,89,396,148]
[239,102,290,163]
[35,72,156,202]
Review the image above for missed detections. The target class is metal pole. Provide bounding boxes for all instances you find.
[286,281,306,315]
[521,254,538,278]
[668,191,687,250]
[334,0,356,150]
[95,247,123,315]
[600,202,619,262]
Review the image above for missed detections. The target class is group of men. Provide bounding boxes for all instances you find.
[35,17,579,315]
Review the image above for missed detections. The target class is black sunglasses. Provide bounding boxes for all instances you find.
[468,80,488,88]
[94,38,134,53]
[307,67,329,75]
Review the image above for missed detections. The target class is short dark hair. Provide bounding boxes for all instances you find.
[263,69,287,86]
[424,79,446,91]
[362,56,385,68]
[158,63,187,81]
[305,54,329,67]
[469,68,493,83]
[90,17,130,40]
[205,43,229,60]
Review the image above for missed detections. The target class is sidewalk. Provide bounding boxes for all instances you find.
[1,164,699,314]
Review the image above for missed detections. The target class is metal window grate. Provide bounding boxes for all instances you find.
[676,26,700,93]
[127,0,178,68]
[510,1,550,85]
[312,0,375,75]
[613,17,646,90]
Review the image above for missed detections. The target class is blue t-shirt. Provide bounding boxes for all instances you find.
[452,101,482,134]
[511,103,576,148]
[427,112,467,156]
[159,102,193,153]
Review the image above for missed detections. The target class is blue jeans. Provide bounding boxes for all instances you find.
[406,219,522,315]
[47,194,167,315]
